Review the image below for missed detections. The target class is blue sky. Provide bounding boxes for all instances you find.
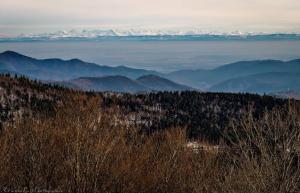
[1,0,300,35]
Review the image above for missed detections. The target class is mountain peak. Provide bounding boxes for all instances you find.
[76,75,132,81]
[0,51,35,63]
[137,74,193,91]
[137,74,161,80]
[0,51,34,61]
[1,50,23,57]
[68,58,84,63]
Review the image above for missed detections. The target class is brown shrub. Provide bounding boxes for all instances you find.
[0,95,299,193]
[221,105,300,193]
[0,95,221,193]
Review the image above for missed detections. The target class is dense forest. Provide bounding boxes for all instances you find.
[102,91,290,142]
[1,74,300,193]
[1,74,294,142]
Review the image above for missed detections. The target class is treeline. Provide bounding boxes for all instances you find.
[101,91,293,142]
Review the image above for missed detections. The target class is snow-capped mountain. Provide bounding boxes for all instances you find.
[16,29,261,38]
[1,29,300,41]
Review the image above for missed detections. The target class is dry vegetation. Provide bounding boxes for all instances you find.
[0,91,300,193]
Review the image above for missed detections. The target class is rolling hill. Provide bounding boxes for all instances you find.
[208,72,300,94]
[137,75,192,91]
[61,75,193,93]
[65,76,147,93]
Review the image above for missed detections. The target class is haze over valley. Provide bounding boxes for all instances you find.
[1,39,300,72]
[0,50,299,96]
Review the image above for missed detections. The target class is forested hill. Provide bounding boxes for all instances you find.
[0,74,95,129]
[0,74,297,142]
[101,91,293,141]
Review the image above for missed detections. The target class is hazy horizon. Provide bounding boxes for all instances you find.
[1,0,300,35]
[1,40,300,72]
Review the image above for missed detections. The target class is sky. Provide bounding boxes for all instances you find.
[1,0,300,35]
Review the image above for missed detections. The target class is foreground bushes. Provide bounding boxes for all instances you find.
[221,104,300,193]
[0,95,299,193]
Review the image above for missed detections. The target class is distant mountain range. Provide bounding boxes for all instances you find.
[166,59,300,93]
[1,29,300,41]
[0,51,191,92]
[0,50,300,95]
[0,51,159,80]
